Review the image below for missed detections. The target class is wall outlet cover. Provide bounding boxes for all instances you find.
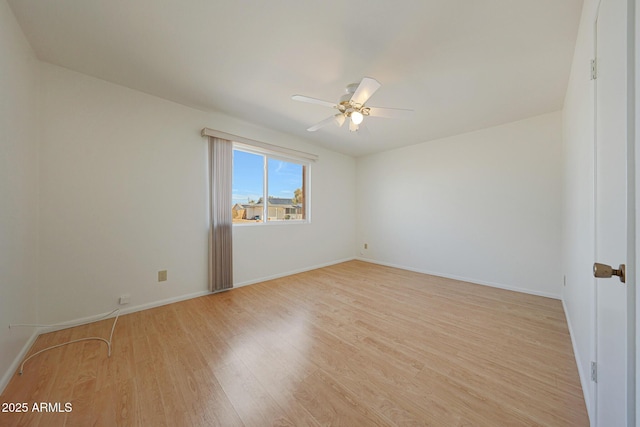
[158,270,168,282]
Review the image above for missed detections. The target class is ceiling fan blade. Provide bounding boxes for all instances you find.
[367,106,414,119]
[307,115,339,132]
[350,77,381,106]
[292,95,336,109]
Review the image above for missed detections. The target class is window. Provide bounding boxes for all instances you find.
[232,145,309,224]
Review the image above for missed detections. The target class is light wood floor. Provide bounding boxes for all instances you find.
[0,260,588,426]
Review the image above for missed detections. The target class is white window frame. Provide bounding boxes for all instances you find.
[232,142,311,226]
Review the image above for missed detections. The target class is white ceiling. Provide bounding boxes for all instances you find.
[8,0,583,157]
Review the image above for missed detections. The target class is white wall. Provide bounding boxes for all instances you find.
[0,0,40,390]
[37,63,356,324]
[233,152,356,286]
[356,112,564,298]
[561,0,598,420]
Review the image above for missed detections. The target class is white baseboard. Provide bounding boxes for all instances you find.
[562,299,594,425]
[117,290,211,318]
[7,256,558,396]
[0,329,39,395]
[355,257,562,300]
[36,290,212,334]
[233,257,356,288]
[0,289,210,394]
[1,258,357,394]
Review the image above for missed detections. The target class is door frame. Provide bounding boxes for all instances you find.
[633,0,639,423]
[624,1,635,424]
[593,0,636,424]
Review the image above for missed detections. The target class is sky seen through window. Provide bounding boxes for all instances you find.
[232,150,303,206]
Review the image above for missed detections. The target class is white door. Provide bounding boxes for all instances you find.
[594,0,634,425]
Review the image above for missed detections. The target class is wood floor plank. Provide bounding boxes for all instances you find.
[228,332,322,427]
[294,368,390,427]
[188,366,245,427]
[212,357,295,427]
[0,260,589,426]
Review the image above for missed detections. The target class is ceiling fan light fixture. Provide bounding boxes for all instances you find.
[351,110,364,125]
[334,114,346,127]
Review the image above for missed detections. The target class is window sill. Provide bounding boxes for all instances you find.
[233,220,310,227]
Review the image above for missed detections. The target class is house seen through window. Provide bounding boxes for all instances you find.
[232,146,308,224]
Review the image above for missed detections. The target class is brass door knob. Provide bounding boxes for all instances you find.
[593,262,626,283]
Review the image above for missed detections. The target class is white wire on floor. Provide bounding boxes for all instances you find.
[10,309,120,375]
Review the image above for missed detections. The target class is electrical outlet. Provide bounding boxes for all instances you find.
[119,294,130,305]
[158,270,167,282]
[364,243,368,249]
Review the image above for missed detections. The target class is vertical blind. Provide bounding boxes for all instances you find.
[208,136,233,292]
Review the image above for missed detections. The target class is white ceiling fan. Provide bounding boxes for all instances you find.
[292,77,413,133]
